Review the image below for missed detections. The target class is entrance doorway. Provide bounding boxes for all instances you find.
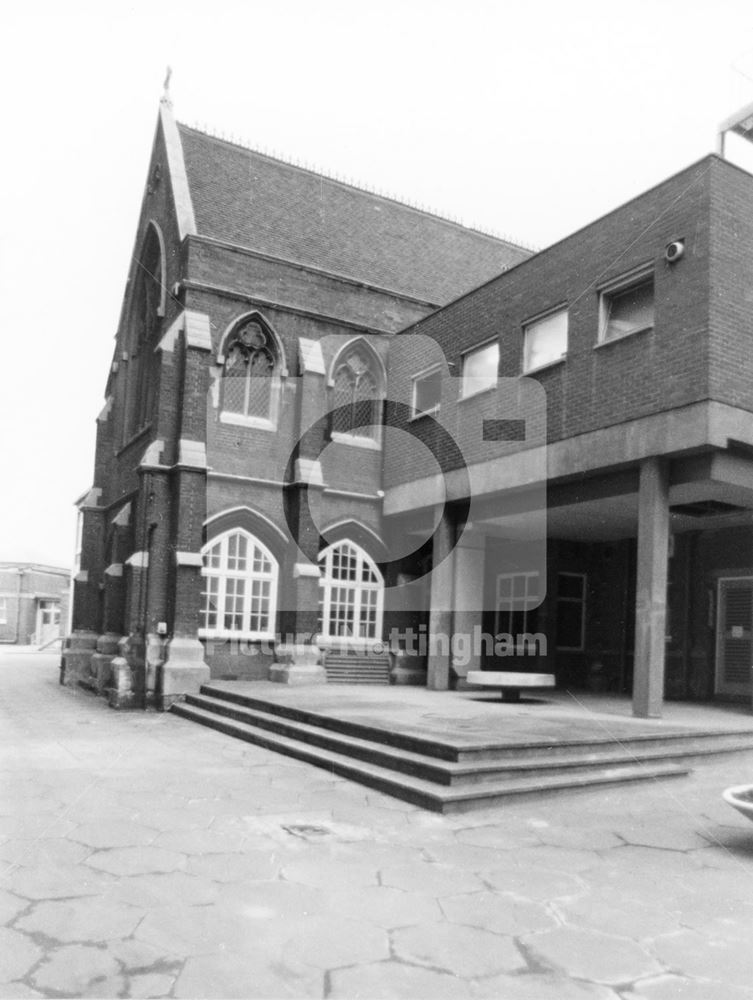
[36,600,61,645]
[483,570,542,670]
[715,577,753,698]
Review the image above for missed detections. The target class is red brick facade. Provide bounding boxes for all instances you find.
[65,100,753,714]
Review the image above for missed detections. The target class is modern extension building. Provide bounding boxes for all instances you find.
[1,563,69,646]
[64,95,753,719]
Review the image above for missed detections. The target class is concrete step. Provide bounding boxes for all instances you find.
[170,700,690,813]
[325,672,390,682]
[199,684,460,760]
[183,692,753,787]
[326,677,391,685]
[198,683,753,764]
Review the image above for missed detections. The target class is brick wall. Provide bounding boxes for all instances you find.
[385,158,715,490]
[709,157,753,411]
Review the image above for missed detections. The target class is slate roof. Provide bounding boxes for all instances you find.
[177,124,530,304]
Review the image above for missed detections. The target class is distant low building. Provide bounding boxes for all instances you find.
[0,563,70,645]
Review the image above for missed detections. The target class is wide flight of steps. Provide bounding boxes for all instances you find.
[171,685,753,812]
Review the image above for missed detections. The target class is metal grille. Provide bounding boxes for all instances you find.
[221,324,276,418]
[723,585,753,685]
[723,641,751,685]
[330,352,381,438]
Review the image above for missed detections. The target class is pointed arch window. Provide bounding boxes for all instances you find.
[329,345,383,445]
[220,318,282,428]
[125,225,164,438]
[200,529,278,639]
[318,540,384,642]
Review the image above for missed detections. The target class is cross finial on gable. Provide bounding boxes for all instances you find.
[161,66,172,105]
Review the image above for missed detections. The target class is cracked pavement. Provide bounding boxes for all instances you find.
[2,651,753,998]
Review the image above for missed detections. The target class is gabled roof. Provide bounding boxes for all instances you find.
[176,123,531,304]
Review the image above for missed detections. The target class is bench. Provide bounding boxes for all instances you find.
[466,670,556,702]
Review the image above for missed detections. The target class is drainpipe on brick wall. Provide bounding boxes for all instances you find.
[13,569,25,643]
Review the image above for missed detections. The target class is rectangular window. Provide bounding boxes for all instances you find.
[523,308,568,372]
[461,341,499,398]
[556,572,586,650]
[600,273,654,343]
[0,598,6,625]
[412,366,442,417]
[494,572,541,639]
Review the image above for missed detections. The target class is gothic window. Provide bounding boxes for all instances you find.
[330,345,383,442]
[125,225,164,438]
[318,540,384,641]
[200,529,278,638]
[221,319,279,426]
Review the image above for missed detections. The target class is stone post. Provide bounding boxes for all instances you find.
[427,509,455,691]
[633,456,669,718]
[156,311,212,709]
[270,340,327,684]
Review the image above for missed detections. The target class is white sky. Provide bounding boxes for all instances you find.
[2,0,753,569]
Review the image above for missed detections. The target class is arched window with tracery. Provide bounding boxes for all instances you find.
[200,529,278,638]
[318,540,384,641]
[125,225,164,437]
[221,317,281,427]
[329,343,383,443]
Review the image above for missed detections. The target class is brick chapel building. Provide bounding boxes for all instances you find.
[64,95,753,718]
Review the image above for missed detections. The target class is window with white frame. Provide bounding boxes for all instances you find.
[556,572,586,650]
[411,366,442,417]
[200,530,278,638]
[0,598,6,625]
[461,341,499,398]
[330,345,383,443]
[221,319,281,427]
[523,308,568,372]
[494,571,541,641]
[318,540,384,641]
[599,272,654,343]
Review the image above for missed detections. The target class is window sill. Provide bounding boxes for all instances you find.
[199,630,275,641]
[458,384,497,403]
[220,412,276,431]
[522,356,566,376]
[116,423,153,457]
[408,405,440,422]
[317,636,384,649]
[594,326,653,349]
[330,431,382,451]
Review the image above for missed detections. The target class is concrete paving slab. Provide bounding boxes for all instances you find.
[519,925,663,985]
[30,945,123,995]
[329,961,474,999]
[440,891,556,935]
[1,652,753,998]
[470,974,619,999]
[392,921,527,977]
[0,928,42,982]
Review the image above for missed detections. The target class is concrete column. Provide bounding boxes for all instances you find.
[633,457,669,718]
[451,530,486,686]
[427,509,455,691]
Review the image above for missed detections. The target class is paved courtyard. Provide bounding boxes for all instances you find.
[1,650,753,999]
